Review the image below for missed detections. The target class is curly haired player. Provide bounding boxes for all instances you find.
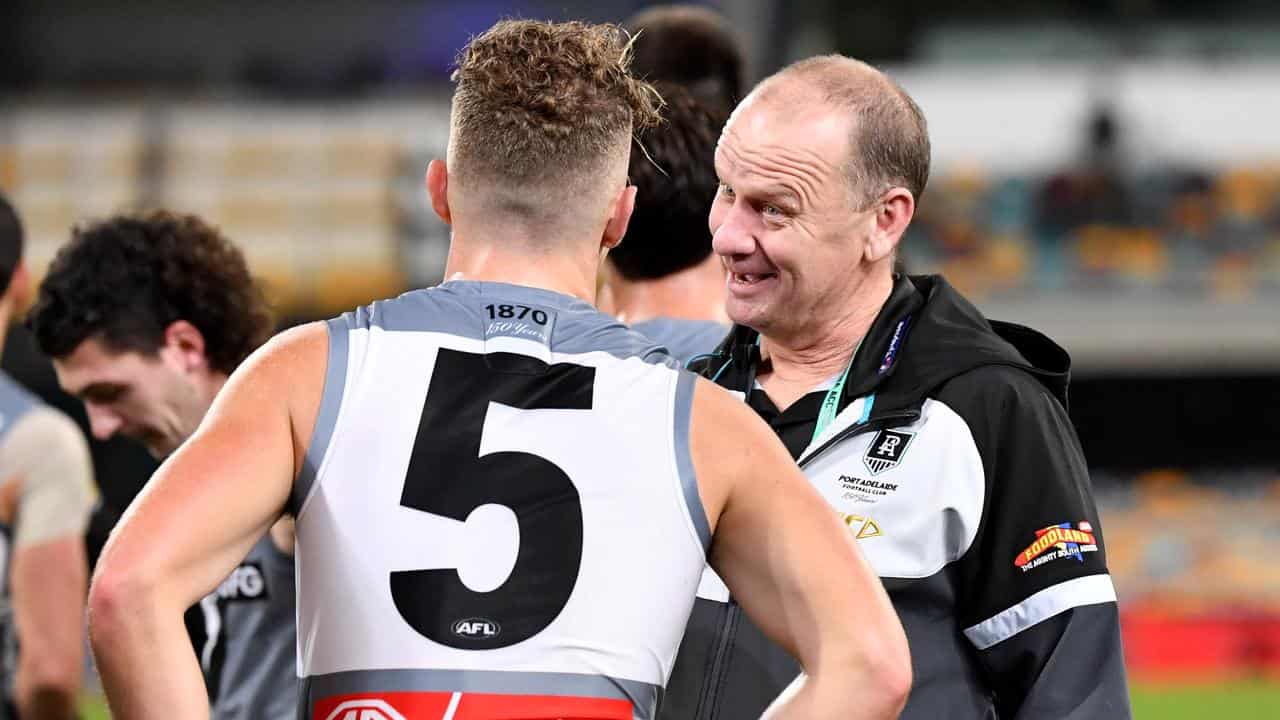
[28,211,296,720]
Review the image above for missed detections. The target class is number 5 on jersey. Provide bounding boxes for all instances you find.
[391,349,595,650]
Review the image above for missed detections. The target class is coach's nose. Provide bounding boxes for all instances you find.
[710,198,761,261]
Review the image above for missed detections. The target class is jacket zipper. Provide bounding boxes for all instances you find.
[697,600,741,719]
[696,409,920,719]
[798,409,921,470]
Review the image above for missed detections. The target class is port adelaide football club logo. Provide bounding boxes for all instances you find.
[864,429,914,475]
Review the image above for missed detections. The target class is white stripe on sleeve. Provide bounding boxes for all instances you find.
[963,574,1117,650]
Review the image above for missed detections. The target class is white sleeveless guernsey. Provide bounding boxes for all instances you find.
[291,281,710,720]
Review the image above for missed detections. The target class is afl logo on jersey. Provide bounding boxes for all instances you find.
[452,618,501,639]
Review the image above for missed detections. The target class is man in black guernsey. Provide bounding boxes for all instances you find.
[671,55,1132,719]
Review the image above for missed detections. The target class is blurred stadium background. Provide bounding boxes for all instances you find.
[2,1,1278,717]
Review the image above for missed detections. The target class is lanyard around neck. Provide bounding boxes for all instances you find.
[811,342,860,444]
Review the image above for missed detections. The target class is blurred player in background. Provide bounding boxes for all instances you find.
[625,4,744,115]
[600,4,748,362]
[685,55,1131,719]
[0,194,96,720]
[602,83,729,364]
[26,212,295,720]
[84,19,910,720]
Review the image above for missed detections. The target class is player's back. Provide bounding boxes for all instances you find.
[292,280,709,720]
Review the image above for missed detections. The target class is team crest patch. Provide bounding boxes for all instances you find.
[1014,521,1099,571]
[863,429,914,475]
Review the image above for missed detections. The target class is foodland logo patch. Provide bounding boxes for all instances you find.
[863,429,914,475]
[1015,521,1099,571]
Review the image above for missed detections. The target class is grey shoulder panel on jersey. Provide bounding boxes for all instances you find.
[0,372,41,444]
[673,371,710,553]
[361,282,677,366]
[290,318,350,516]
[632,318,728,366]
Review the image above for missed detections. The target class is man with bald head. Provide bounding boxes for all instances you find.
[671,55,1131,719]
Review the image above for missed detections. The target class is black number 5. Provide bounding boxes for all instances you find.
[390,348,594,649]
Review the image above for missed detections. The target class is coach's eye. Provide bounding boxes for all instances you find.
[719,184,735,200]
[764,204,784,218]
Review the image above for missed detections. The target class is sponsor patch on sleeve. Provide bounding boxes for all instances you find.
[1014,521,1099,571]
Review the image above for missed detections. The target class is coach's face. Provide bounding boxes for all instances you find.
[52,325,213,458]
[710,92,878,342]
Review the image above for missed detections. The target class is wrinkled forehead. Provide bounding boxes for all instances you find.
[52,337,161,395]
[716,91,853,187]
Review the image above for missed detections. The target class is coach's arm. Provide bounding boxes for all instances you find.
[88,324,325,720]
[939,366,1132,719]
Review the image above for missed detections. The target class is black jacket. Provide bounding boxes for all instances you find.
[667,274,1131,720]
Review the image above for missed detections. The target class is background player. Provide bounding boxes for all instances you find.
[625,4,744,114]
[599,5,749,361]
[602,83,728,363]
[0,194,96,720]
[85,19,911,720]
[26,211,296,720]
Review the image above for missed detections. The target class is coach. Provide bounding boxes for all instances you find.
[676,55,1132,719]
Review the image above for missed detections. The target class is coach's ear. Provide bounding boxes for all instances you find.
[864,186,914,264]
[426,159,452,225]
[602,184,636,251]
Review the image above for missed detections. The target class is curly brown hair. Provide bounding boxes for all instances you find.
[449,20,662,198]
[27,211,274,375]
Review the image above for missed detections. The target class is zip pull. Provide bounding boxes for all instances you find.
[798,409,921,469]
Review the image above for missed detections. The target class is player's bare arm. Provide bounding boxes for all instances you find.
[691,378,911,719]
[12,537,86,720]
[88,322,326,720]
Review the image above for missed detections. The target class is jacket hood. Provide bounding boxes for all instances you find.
[889,275,1072,408]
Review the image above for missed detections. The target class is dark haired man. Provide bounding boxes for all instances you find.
[0,193,95,720]
[609,6,746,363]
[625,4,745,115]
[86,20,910,720]
[680,55,1131,719]
[27,211,296,720]
[604,83,728,363]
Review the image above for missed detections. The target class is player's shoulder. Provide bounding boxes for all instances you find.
[246,322,330,374]
[688,375,779,461]
[0,371,42,424]
[0,374,82,455]
[3,404,85,454]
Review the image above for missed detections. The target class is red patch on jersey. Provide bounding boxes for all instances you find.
[314,691,633,720]
[1014,523,1097,568]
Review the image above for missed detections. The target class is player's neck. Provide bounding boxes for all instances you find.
[757,272,893,410]
[444,233,600,305]
[608,256,727,324]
